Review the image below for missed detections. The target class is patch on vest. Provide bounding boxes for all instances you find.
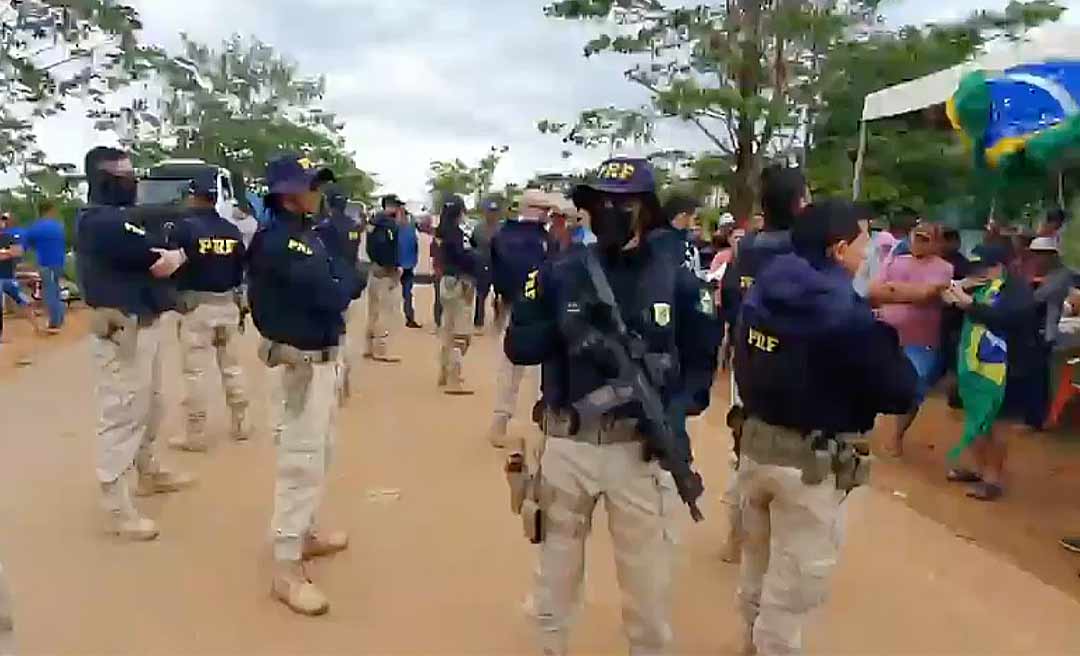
[699,288,715,316]
[653,302,671,327]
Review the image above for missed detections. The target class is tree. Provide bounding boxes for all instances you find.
[546,0,871,219]
[427,146,509,209]
[0,1,144,179]
[538,107,654,157]
[105,34,375,202]
[809,2,1065,221]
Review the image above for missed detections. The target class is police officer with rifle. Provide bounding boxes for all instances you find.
[505,157,721,655]
[732,200,916,655]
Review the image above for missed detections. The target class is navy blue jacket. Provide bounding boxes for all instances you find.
[75,205,175,318]
[248,211,355,350]
[734,253,916,434]
[437,219,477,279]
[506,242,721,443]
[650,226,698,273]
[721,229,792,327]
[318,210,363,267]
[491,219,550,302]
[172,208,246,293]
[366,212,400,268]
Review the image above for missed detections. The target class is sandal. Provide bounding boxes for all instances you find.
[947,468,982,483]
[967,482,1004,502]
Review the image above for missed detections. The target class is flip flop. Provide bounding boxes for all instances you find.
[946,468,982,483]
[967,482,1004,502]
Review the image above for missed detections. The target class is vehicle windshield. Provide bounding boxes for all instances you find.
[137,179,191,206]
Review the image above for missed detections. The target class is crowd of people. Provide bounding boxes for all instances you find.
[4,144,1080,655]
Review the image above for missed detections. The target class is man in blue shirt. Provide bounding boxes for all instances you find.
[23,201,68,331]
[398,210,421,328]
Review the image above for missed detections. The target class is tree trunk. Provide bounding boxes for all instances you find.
[731,0,763,224]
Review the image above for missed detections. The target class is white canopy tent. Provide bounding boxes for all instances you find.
[853,24,1080,199]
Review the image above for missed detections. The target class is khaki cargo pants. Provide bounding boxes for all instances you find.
[337,300,363,401]
[736,421,846,656]
[178,298,247,442]
[91,311,167,506]
[536,428,679,656]
[439,275,475,385]
[365,265,399,357]
[494,343,538,420]
[271,359,338,562]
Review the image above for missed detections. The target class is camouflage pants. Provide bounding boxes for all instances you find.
[536,433,678,656]
[179,299,247,442]
[737,451,846,655]
[366,266,399,357]
[271,360,338,562]
[0,559,13,656]
[92,313,165,487]
[439,275,475,382]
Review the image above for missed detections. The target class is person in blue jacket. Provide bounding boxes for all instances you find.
[248,153,357,617]
[397,208,421,328]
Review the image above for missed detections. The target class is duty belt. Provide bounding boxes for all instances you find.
[542,408,642,446]
[259,339,339,366]
[740,416,870,491]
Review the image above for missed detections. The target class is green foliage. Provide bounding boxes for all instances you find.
[428,146,509,208]
[807,1,1064,223]
[116,35,375,203]
[0,1,144,178]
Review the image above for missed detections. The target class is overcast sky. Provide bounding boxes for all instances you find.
[26,0,1080,202]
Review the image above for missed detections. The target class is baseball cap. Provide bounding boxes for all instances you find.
[718,213,736,226]
[267,153,333,195]
[482,197,502,212]
[577,157,656,196]
[1029,236,1059,252]
[443,194,466,213]
[382,194,403,209]
[189,169,218,199]
[971,243,1011,268]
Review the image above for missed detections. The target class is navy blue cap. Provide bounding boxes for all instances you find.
[971,243,1011,268]
[267,153,332,195]
[482,198,501,212]
[580,157,656,195]
[189,169,218,199]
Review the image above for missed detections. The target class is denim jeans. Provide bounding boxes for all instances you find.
[401,268,416,323]
[40,266,65,328]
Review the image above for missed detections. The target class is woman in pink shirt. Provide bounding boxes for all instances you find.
[872,223,954,456]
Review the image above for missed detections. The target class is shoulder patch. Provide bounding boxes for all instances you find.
[699,288,716,316]
[653,302,671,327]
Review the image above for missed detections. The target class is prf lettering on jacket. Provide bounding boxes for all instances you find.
[287,239,314,256]
[523,269,539,300]
[748,327,779,353]
[197,238,239,256]
[740,275,755,290]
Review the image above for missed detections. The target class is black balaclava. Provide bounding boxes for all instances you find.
[85,146,137,207]
[582,191,635,258]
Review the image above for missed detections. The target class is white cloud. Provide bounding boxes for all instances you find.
[13,0,1080,202]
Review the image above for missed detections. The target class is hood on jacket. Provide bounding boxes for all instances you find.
[743,253,872,337]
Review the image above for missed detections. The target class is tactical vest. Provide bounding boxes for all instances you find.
[543,247,680,413]
[76,206,176,317]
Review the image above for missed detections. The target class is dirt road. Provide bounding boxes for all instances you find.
[1,290,1079,654]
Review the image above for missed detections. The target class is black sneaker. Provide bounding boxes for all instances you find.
[1060,537,1080,554]
[406,320,422,329]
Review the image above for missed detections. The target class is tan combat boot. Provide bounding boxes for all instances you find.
[230,405,251,442]
[169,414,209,452]
[101,479,159,542]
[302,530,349,560]
[488,414,512,448]
[135,469,196,497]
[271,560,329,616]
[372,339,401,364]
[444,358,474,396]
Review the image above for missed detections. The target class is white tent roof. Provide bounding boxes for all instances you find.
[861,25,1080,122]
